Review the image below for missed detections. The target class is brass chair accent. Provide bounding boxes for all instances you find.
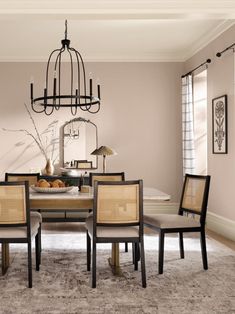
[144,174,211,274]
[86,180,146,288]
[0,181,42,288]
[5,172,40,186]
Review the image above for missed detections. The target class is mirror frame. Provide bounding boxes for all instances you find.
[61,117,98,169]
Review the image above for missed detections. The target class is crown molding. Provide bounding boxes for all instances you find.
[183,20,235,61]
[0,54,185,63]
[1,1,235,19]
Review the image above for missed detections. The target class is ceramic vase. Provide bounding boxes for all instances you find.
[44,158,54,175]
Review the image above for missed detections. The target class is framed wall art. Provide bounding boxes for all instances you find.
[212,95,227,154]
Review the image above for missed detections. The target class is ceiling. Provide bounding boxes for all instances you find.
[0,0,235,62]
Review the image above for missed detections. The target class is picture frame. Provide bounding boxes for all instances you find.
[212,95,227,154]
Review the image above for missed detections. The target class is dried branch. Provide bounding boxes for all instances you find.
[1,104,60,164]
[2,127,48,161]
[24,103,45,151]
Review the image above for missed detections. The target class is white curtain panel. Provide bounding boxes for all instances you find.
[182,74,195,176]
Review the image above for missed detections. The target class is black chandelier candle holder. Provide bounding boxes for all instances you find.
[30,20,101,116]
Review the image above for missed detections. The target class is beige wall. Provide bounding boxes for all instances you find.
[0,62,183,201]
[185,24,235,221]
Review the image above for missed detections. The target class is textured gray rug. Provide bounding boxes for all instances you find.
[0,229,235,314]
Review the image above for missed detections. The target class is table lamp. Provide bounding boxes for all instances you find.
[91,145,117,173]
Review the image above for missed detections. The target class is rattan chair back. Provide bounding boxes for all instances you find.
[89,172,125,187]
[0,184,27,225]
[179,174,210,223]
[96,183,140,224]
[5,173,40,186]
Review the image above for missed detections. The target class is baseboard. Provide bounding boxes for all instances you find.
[207,211,235,242]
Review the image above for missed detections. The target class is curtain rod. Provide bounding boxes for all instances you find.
[216,42,235,57]
[181,59,211,78]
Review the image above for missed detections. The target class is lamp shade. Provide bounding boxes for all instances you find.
[91,146,116,156]
[91,146,117,173]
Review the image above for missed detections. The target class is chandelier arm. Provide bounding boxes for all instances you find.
[46,48,62,89]
[88,102,101,114]
[58,50,62,107]
[31,102,46,114]
[67,48,74,114]
[44,106,54,116]
[70,47,87,104]
[54,48,65,110]
[72,48,81,107]
[71,47,91,112]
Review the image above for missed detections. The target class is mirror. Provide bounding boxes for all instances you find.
[62,117,98,170]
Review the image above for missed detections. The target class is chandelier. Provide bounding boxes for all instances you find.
[30,20,101,116]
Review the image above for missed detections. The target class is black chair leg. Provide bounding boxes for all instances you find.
[92,241,96,288]
[38,223,42,255]
[179,232,184,259]
[140,238,146,288]
[86,231,91,271]
[38,224,42,264]
[200,229,208,270]
[125,242,128,252]
[134,243,138,271]
[28,241,32,288]
[35,233,40,271]
[158,230,165,274]
[132,243,135,264]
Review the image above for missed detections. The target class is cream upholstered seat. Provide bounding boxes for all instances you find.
[144,214,200,229]
[0,212,41,238]
[86,215,139,238]
[85,180,146,288]
[144,174,211,275]
[0,181,42,288]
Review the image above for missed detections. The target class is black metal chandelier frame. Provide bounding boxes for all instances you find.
[30,20,101,116]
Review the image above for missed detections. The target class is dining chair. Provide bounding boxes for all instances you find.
[5,172,40,186]
[86,180,146,288]
[89,172,129,252]
[0,181,42,288]
[144,174,211,274]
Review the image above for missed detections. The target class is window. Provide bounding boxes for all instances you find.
[193,70,207,174]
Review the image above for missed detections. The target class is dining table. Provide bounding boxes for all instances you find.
[1,186,170,275]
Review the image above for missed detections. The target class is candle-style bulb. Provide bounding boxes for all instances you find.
[97,84,100,100]
[30,82,34,100]
[89,78,93,96]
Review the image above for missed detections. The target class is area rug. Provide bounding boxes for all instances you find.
[0,228,235,314]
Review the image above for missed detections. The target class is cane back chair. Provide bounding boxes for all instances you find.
[86,180,146,288]
[144,174,211,274]
[89,172,129,252]
[0,181,42,287]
